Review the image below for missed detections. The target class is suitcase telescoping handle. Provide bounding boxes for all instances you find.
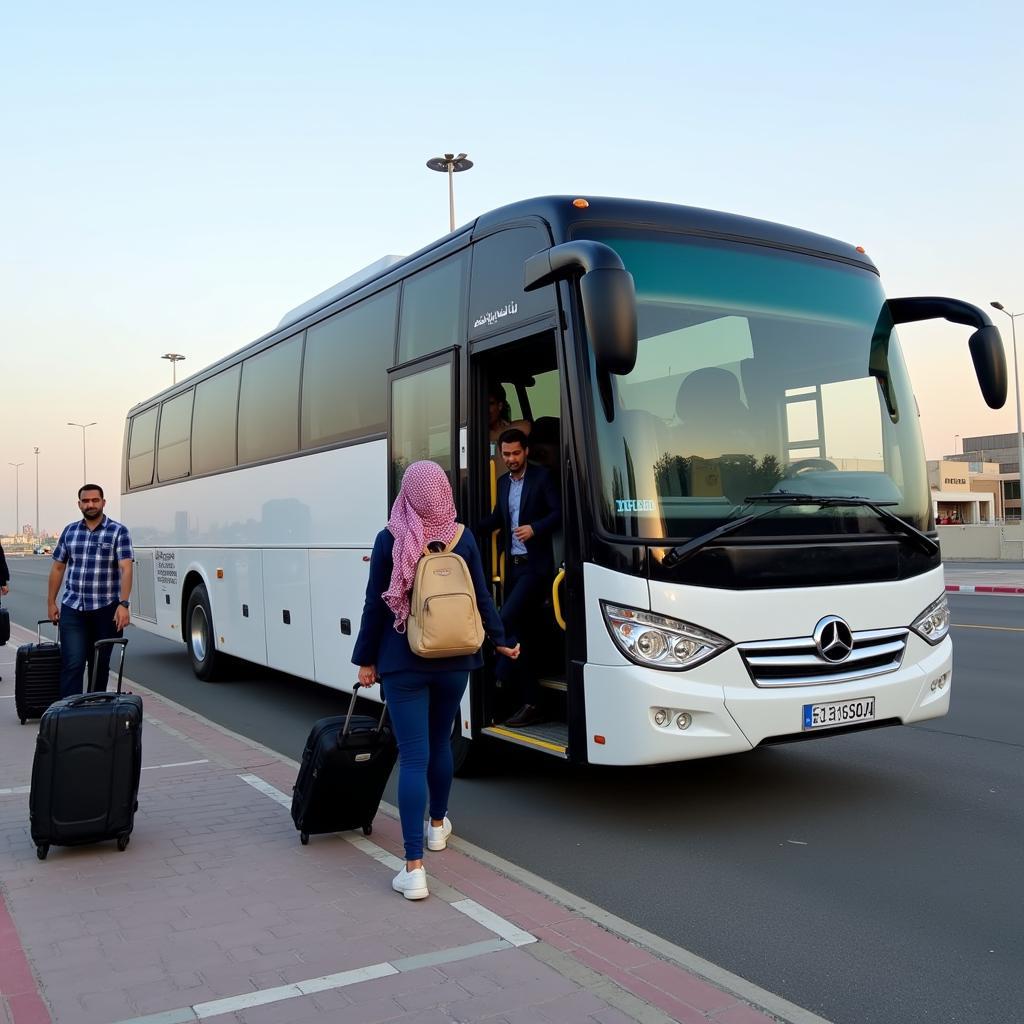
[91,638,129,694]
[66,639,130,709]
[343,682,389,738]
[36,618,59,644]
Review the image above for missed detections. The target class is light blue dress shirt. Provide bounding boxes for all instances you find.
[508,473,527,556]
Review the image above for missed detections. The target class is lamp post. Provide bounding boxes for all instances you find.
[954,434,960,456]
[426,153,473,232]
[162,352,186,384]
[33,446,40,540]
[8,462,24,538]
[990,302,1024,519]
[67,422,97,485]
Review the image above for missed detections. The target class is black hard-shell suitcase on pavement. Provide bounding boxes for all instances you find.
[15,620,63,724]
[30,639,142,860]
[292,684,397,845]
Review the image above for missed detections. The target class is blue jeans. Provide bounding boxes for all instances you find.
[381,670,468,862]
[59,602,121,698]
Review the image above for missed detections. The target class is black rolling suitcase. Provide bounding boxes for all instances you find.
[30,639,142,860]
[291,684,396,845]
[15,620,63,724]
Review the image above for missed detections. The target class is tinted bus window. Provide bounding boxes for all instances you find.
[127,407,158,489]
[238,336,303,464]
[469,226,555,339]
[301,288,397,449]
[157,390,194,482]
[390,363,452,494]
[397,252,468,364]
[192,365,240,475]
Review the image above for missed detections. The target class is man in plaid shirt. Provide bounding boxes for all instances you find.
[47,484,134,698]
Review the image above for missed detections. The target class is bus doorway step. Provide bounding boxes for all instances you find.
[482,722,568,758]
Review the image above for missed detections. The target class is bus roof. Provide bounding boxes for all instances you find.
[128,195,877,414]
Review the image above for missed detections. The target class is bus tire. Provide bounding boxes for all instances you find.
[452,725,490,777]
[186,584,224,681]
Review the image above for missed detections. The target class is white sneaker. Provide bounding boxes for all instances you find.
[392,866,429,900]
[425,816,453,851]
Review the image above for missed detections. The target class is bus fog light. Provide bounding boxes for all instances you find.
[676,712,692,730]
[653,708,669,727]
[930,672,949,692]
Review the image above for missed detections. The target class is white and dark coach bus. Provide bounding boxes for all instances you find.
[121,195,1006,770]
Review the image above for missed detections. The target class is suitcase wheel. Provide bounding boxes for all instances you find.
[36,844,48,861]
[117,834,130,852]
[20,718,26,726]
[300,832,309,846]
[134,800,139,813]
[362,824,372,836]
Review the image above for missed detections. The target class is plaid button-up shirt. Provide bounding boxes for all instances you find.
[53,516,134,611]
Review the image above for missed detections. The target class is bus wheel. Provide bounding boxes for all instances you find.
[452,723,490,777]
[186,585,224,681]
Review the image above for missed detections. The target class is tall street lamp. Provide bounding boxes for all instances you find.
[426,153,473,233]
[162,352,186,384]
[990,302,1024,519]
[67,421,97,485]
[8,462,24,537]
[33,446,40,540]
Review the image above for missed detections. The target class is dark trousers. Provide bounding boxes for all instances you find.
[58,602,121,698]
[496,561,547,705]
[381,670,468,862]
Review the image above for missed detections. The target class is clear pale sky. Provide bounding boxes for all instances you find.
[2,1,1021,533]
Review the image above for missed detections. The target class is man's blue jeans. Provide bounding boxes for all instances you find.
[58,602,122,698]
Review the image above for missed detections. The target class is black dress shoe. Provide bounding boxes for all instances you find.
[505,703,543,727]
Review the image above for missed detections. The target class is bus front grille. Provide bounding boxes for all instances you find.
[737,628,909,687]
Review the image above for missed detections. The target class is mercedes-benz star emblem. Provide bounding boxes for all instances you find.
[813,616,854,663]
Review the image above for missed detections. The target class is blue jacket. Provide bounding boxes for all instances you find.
[478,463,562,578]
[351,527,507,674]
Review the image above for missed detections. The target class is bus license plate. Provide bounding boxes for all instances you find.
[802,697,875,731]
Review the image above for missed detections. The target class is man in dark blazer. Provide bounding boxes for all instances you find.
[478,428,562,727]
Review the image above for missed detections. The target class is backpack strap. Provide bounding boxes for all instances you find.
[444,524,465,553]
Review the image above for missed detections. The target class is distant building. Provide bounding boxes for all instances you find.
[942,432,1022,522]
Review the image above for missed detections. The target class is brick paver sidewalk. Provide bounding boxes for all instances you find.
[0,623,807,1024]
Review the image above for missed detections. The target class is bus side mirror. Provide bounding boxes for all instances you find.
[525,241,638,376]
[887,297,1007,410]
[968,325,1007,411]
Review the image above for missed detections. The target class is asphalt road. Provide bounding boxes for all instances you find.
[4,557,1022,1024]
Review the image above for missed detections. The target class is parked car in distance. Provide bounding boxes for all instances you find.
[33,546,50,555]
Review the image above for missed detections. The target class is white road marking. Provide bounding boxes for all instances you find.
[141,759,209,771]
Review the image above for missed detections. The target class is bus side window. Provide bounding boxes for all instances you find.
[127,407,158,489]
[397,252,468,364]
[192,365,240,475]
[157,389,194,482]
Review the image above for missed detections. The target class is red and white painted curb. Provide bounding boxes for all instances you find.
[945,584,1024,595]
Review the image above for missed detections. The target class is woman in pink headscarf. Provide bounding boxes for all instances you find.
[353,461,518,901]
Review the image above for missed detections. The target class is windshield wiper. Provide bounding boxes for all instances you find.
[747,493,939,555]
[662,492,938,568]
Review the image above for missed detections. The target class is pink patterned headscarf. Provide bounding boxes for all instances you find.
[383,460,458,631]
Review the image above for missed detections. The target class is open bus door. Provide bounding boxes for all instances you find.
[460,329,572,771]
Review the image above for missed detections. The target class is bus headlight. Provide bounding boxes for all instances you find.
[601,602,731,671]
[911,594,950,645]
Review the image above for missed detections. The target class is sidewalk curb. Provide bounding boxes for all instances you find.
[945,584,1024,595]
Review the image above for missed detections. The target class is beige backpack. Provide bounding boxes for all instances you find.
[406,525,485,659]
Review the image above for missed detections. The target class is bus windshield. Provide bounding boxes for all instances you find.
[577,229,931,541]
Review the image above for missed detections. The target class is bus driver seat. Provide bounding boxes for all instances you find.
[673,367,757,459]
